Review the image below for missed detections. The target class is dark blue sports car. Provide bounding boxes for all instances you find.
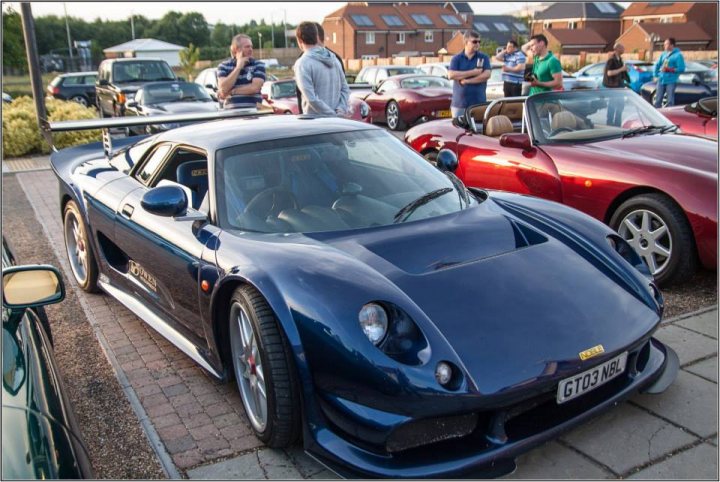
[49,114,678,477]
[641,61,718,107]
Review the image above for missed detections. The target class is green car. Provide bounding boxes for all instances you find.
[2,238,94,479]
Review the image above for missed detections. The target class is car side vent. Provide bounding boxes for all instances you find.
[509,219,548,249]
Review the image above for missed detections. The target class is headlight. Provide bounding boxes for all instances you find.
[359,303,388,345]
[359,101,370,118]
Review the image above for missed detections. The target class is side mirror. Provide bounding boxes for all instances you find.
[371,84,379,93]
[2,266,65,310]
[141,185,189,217]
[436,149,458,173]
[500,133,532,151]
[126,100,138,108]
[98,79,109,86]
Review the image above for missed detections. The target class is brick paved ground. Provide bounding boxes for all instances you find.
[9,163,718,479]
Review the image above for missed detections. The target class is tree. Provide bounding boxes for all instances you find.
[2,7,26,72]
[211,22,234,48]
[179,43,200,81]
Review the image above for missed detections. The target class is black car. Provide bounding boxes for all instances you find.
[95,58,176,117]
[47,71,98,107]
[2,238,94,479]
[125,81,220,134]
[641,61,718,107]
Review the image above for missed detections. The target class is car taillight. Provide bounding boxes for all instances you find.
[49,86,60,95]
[117,92,126,104]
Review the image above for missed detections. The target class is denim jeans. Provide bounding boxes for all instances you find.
[655,82,677,107]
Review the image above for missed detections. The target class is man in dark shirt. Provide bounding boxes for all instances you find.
[603,43,630,126]
[217,34,266,109]
[296,22,346,114]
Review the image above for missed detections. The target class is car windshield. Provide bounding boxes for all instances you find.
[400,76,451,89]
[112,61,175,83]
[141,82,211,104]
[271,81,297,99]
[388,67,421,76]
[528,90,674,144]
[215,129,477,233]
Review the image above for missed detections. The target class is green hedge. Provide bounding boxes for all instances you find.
[2,96,101,158]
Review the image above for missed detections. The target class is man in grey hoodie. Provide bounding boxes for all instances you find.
[293,21,349,116]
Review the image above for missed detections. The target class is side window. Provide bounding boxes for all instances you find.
[586,64,605,76]
[83,75,96,85]
[375,69,388,83]
[431,66,445,77]
[378,80,398,94]
[136,144,172,184]
[156,148,209,211]
[63,76,81,86]
[356,69,367,83]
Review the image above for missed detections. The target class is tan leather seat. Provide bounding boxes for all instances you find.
[485,115,514,137]
[551,111,578,131]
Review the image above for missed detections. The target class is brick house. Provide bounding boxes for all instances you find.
[620,2,717,50]
[322,2,472,59]
[544,28,609,54]
[617,22,713,55]
[531,2,625,51]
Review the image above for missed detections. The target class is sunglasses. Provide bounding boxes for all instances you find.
[470,40,480,44]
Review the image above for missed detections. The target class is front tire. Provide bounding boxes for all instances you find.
[63,201,99,292]
[651,90,669,108]
[423,150,438,167]
[386,101,406,131]
[610,193,697,285]
[229,285,300,447]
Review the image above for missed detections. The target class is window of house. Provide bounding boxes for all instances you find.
[474,22,489,32]
[333,32,337,44]
[513,22,528,32]
[660,16,671,23]
[397,32,406,44]
[594,2,616,14]
[424,31,433,42]
[568,21,577,29]
[366,32,375,44]
[411,14,433,26]
[381,15,404,27]
[633,18,641,25]
[494,22,510,31]
[351,14,374,27]
[543,21,550,29]
[441,14,461,25]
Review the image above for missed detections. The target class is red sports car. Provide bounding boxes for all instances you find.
[660,96,717,140]
[353,74,452,131]
[260,78,371,122]
[405,89,717,285]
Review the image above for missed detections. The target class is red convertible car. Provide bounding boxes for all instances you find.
[353,74,452,131]
[660,96,717,140]
[260,78,371,123]
[405,89,717,285]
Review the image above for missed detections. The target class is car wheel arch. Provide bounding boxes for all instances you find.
[604,186,685,226]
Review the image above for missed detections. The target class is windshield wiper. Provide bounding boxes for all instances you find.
[622,124,677,139]
[393,188,453,224]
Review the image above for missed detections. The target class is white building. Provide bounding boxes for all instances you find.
[103,38,185,67]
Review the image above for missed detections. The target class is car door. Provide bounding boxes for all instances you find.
[83,75,97,104]
[112,145,217,341]
[454,105,562,202]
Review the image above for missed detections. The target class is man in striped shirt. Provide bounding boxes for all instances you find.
[217,34,266,109]
[494,40,526,97]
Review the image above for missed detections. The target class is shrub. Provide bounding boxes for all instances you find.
[2,96,101,158]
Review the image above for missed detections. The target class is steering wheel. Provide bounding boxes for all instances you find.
[245,187,298,219]
[549,127,573,136]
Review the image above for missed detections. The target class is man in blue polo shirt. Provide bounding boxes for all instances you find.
[217,34,266,109]
[494,39,526,97]
[448,30,491,118]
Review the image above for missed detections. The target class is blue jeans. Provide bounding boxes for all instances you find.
[655,82,677,107]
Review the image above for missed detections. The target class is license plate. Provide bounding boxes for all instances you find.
[557,352,627,404]
[437,110,451,118]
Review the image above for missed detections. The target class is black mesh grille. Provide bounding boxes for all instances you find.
[386,413,479,453]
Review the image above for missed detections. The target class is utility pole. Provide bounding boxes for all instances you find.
[63,3,74,71]
[130,12,135,40]
[284,10,288,48]
[20,3,49,145]
[270,13,275,52]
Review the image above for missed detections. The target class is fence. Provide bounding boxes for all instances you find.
[342,50,717,73]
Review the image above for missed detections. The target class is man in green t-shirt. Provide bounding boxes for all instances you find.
[521,34,563,95]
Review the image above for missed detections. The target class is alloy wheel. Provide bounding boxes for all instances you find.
[386,102,399,130]
[617,208,672,276]
[64,212,88,284]
[231,302,268,432]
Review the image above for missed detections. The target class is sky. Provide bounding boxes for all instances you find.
[4,1,529,25]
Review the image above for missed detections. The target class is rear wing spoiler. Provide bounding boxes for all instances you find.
[40,107,273,159]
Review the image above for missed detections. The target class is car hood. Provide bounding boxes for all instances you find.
[541,133,717,177]
[143,102,219,114]
[305,195,660,394]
